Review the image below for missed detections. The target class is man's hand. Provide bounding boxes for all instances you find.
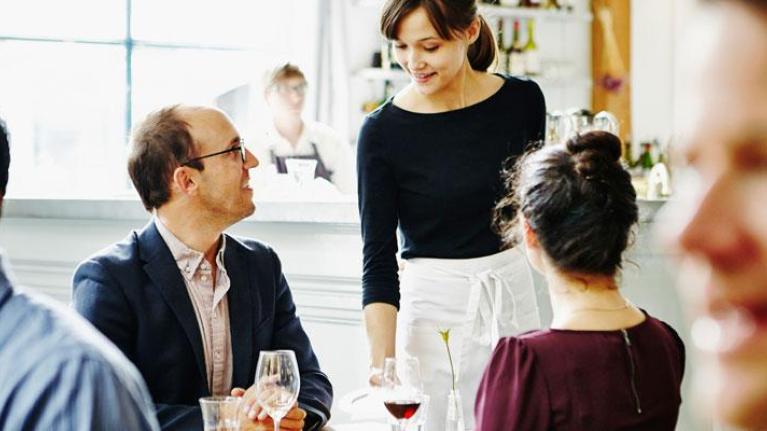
[231,387,306,430]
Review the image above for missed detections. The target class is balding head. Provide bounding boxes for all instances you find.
[128,105,208,210]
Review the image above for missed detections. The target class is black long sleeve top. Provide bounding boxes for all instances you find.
[357,76,546,309]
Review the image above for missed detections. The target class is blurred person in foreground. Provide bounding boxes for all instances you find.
[476,131,685,430]
[0,118,160,430]
[72,105,332,430]
[664,0,767,429]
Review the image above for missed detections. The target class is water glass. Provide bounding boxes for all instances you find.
[285,158,317,186]
[255,350,301,431]
[199,396,241,431]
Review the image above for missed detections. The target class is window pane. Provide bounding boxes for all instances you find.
[131,47,266,128]
[0,0,125,41]
[0,41,127,197]
[131,0,313,47]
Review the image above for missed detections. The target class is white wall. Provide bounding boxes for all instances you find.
[631,0,675,144]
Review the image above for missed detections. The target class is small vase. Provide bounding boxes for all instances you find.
[445,389,465,431]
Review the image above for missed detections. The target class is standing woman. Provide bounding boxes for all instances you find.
[357,0,545,428]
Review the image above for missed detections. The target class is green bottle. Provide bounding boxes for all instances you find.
[638,142,654,170]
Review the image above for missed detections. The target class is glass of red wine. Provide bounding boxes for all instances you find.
[382,357,424,431]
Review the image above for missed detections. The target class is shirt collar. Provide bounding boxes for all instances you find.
[154,217,227,281]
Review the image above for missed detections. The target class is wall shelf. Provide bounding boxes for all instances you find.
[480,5,592,22]
[354,0,592,22]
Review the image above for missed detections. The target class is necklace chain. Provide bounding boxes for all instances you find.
[568,300,633,314]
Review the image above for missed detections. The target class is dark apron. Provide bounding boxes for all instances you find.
[270,142,333,182]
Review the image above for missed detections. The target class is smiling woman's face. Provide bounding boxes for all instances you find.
[392,6,472,96]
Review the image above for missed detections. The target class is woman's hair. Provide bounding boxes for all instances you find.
[380,0,496,71]
[494,131,639,276]
[704,0,767,18]
[705,0,767,8]
[263,62,306,91]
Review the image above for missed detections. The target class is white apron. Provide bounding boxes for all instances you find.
[396,247,540,431]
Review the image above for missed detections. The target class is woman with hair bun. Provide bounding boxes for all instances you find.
[356,0,545,428]
[475,131,685,430]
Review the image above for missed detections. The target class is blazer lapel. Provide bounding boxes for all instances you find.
[224,237,255,388]
[137,221,208,387]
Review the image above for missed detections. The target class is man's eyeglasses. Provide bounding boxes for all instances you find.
[180,139,246,167]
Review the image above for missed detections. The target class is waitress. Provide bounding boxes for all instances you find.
[257,63,355,193]
[357,0,545,429]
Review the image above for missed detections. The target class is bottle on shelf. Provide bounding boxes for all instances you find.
[543,0,561,9]
[621,139,634,169]
[523,19,542,76]
[496,20,509,74]
[509,19,526,76]
[638,142,655,171]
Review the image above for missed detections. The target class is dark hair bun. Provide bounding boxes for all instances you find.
[566,131,622,179]
[493,129,638,277]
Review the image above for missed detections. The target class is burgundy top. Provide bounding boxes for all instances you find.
[475,312,685,431]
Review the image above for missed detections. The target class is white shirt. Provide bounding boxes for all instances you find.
[253,120,356,194]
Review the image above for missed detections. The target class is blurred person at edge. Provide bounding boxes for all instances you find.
[663,0,767,429]
[0,119,160,430]
[253,63,355,193]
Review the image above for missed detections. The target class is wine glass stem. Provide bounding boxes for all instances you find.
[398,419,407,431]
[274,418,281,431]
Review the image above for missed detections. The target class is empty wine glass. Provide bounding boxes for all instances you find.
[255,350,301,431]
[382,357,424,431]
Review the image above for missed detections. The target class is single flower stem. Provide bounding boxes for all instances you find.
[444,340,456,392]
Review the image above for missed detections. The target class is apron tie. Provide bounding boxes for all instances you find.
[466,269,520,350]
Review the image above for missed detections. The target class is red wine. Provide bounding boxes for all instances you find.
[384,400,421,419]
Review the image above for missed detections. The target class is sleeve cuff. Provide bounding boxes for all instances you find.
[300,403,329,431]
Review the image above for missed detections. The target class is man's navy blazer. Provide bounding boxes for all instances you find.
[72,221,333,430]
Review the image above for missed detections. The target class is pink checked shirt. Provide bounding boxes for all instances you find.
[156,218,233,395]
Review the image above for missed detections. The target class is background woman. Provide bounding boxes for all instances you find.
[255,63,355,193]
[476,131,685,430]
[356,0,545,428]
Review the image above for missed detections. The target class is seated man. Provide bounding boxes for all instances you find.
[73,105,333,430]
[0,119,159,430]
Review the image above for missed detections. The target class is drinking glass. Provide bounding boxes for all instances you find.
[285,158,317,187]
[199,396,241,431]
[409,393,430,431]
[381,357,424,431]
[255,350,301,431]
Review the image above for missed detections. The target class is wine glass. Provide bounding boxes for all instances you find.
[255,350,301,431]
[382,357,424,431]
